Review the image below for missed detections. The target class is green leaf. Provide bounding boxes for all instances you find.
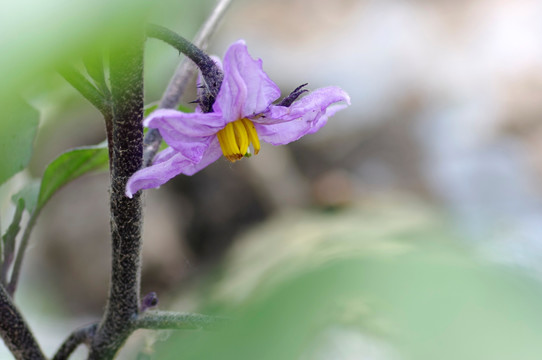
[37,143,109,210]
[177,103,194,113]
[11,180,41,214]
[0,98,39,185]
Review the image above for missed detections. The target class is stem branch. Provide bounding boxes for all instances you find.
[1,198,25,287]
[52,323,98,360]
[135,311,229,331]
[0,284,46,360]
[7,209,40,297]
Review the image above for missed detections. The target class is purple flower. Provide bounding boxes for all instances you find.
[126,40,350,198]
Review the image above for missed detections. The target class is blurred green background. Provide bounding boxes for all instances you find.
[2,0,542,359]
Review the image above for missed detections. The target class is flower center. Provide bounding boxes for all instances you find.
[217,118,261,162]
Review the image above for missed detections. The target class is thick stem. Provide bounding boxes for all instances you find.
[88,24,145,360]
[0,284,46,360]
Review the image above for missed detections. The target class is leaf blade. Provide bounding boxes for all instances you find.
[37,143,109,210]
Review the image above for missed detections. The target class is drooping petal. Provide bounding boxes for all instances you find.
[254,87,350,145]
[145,109,223,162]
[125,138,224,198]
[125,150,192,198]
[213,40,281,123]
[152,146,177,164]
[180,136,223,176]
[145,109,224,137]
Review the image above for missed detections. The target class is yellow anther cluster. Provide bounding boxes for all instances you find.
[217,118,261,162]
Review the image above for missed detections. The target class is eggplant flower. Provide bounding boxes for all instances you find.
[126,40,350,198]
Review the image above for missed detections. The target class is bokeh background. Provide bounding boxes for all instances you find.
[3,0,542,358]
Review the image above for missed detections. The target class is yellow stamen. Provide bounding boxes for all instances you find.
[216,118,262,162]
[242,118,260,155]
[224,123,239,153]
[233,120,249,156]
[217,130,231,159]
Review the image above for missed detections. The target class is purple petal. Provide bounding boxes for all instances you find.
[213,40,281,123]
[152,137,222,176]
[145,109,224,137]
[125,138,224,198]
[125,149,192,198]
[152,146,177,164]
[145,109,223,162]
[179,136,223,176]
[254,87,350,145]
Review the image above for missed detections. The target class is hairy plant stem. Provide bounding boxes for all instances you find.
[55,312,226,359]
[0,284,46,360]
[88,24,145,360]
[135,310,229,330]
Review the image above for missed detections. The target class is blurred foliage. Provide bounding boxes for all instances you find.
[154,202,542,360]
[0,98,39,185]
[0,0,213,186]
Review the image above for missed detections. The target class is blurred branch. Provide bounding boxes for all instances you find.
[52,323,98,360]
[1,198,24,287]
[135,311,229,331]
[0,284,46,360]
[143,0,231,166]
[7,208,40,297]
